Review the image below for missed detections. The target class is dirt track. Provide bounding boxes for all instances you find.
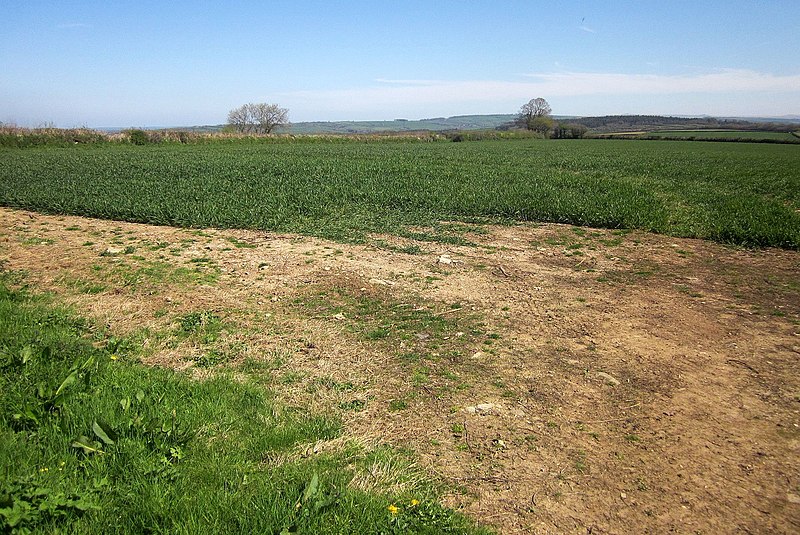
[2,207,799,534]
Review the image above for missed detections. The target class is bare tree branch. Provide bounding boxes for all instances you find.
[227,103,289,134]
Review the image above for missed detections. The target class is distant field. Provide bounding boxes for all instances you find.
[647,130,799,142]
[284,114,517,134]
[1,139,798,248]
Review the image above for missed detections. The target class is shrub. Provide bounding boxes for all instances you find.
[0,124,109,148]
[124,129,150,146]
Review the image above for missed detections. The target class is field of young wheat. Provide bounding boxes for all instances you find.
[1,139,798,248]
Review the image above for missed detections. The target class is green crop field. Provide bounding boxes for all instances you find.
[1,139,799,249]
[647,130,799,142]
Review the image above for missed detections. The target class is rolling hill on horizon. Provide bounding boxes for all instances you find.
[99,113,800,135]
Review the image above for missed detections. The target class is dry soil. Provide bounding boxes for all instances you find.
[1,207,798,534]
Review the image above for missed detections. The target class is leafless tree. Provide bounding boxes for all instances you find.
[517,98,553,132]
[227,105,251,133]
[227,103,289,134]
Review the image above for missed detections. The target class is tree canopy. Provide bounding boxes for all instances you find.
[516,98,553,135]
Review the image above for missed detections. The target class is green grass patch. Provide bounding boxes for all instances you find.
[56,275,107,296]
[293,286,486,403]
[225,236,257,249]
[0,274,489,534]
[101,258,218,291]
[294,285,482,355]
[371,240,424,255]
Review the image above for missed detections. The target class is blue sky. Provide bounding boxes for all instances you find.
[2,0,799,127]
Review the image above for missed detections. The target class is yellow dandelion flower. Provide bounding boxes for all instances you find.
[39,467,49,473]
[387,504,399,515]
[410,499,420,507]
[110,354,118,361]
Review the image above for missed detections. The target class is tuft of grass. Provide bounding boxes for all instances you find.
[225,236,257,248]
[389,399,408,411]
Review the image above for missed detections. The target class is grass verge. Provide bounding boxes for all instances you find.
[0,273,489,534]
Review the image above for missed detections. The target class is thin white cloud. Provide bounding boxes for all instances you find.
[579,25,595,33]
[283,70,800,113]
[521,69,800,94]
[374,78,443,85]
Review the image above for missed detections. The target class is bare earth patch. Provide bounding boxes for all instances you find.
[2,207,798,534]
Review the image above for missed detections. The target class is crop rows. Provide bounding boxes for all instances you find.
[1,139,798,248]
